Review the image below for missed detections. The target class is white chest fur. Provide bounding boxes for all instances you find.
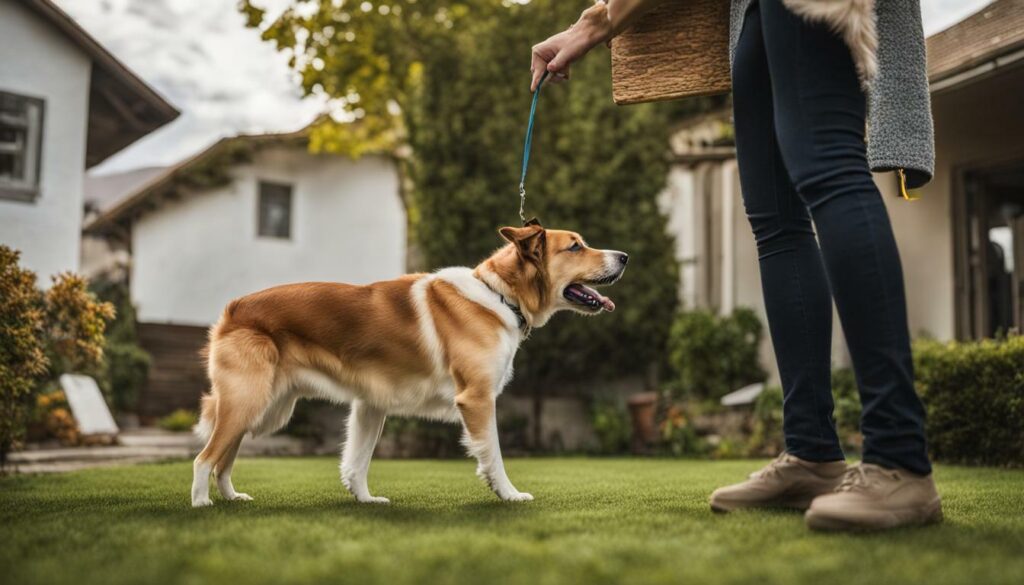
[412,268,522,393]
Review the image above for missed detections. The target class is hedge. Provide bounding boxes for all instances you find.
[915,336,1024,467]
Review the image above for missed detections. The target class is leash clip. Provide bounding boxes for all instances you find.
[519,182,527,224]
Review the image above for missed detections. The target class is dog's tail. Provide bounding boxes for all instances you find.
[193,393,217,443]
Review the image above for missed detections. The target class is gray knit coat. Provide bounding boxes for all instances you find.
[729,0,935,188]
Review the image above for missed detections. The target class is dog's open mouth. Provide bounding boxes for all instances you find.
[563,283,616,312]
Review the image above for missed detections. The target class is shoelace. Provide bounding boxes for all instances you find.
[837,463,899,492]
[750,452,791,479]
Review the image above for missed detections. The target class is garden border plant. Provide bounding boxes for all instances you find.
[0,246,114,467]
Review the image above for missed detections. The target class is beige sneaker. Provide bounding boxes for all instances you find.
[710,453,847,513]
[805,463,943,531]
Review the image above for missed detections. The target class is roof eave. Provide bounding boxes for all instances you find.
[20,0,180,166]
[83,131,313,235]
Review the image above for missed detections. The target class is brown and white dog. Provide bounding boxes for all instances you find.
[191,220,627,507]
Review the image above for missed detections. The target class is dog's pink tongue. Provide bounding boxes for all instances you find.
[599,294,615,312]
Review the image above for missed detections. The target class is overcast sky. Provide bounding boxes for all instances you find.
[60,0,996,175]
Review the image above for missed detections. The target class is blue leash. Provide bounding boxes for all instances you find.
[519,71,549,224]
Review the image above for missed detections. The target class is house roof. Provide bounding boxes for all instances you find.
[84,166,168,214]
[83,128,311,236]
[19,0,180,167]
[927,0,1024,86]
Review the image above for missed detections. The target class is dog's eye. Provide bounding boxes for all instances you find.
[567,242,582,252]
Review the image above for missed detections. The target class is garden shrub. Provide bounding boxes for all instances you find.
[747,385,785,457]
[30,391,79,445]
[667,307,767,401]
[43,273,114,375]
[0,246,113,466]
[590,401,631,455]
[0,247,48,466]
[914,336,1024,466]
[102,343,151,413]
[90,279,151,413]
[158,409,198,432]
[831,368,863,451]
[746,339,1024,466]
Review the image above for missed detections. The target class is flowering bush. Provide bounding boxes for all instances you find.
[658,404,707,457]
[0,246,113,466]
[31,391,79,446]
[0,247,48,466]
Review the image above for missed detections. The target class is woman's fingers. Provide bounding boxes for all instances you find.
[531,37,559,90]
[530,52,548,91]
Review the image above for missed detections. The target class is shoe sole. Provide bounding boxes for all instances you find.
[711,494,818,514]
[805,497,943,532]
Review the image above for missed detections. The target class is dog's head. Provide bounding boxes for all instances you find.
[489,219,628,327]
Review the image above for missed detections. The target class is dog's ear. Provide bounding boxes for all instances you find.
[499,224,546,261]
[523,217,543,228]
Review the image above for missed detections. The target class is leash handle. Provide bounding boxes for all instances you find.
[519,71,549,224]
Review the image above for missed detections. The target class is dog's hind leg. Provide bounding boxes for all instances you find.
[192,330,278,507]
[340,400,389,503]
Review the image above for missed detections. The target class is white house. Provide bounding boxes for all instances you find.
[660,0,1024,380]
[83,128,407,415]
[0,0,178,279]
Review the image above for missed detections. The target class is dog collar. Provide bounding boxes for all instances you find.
[480,279,529,333]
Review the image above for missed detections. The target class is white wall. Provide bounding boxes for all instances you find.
[131,146,406,325]
[0,0,91,280]
[659,166,699,307]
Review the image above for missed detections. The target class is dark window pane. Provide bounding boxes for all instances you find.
[258,182,292,239]
[0,91,43,196]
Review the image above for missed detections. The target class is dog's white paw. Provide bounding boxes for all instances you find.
[357,496,391,504]
[192,496,214,508]
[228,493,253,502]
[501,491,534,502]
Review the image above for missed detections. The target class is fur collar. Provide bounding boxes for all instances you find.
[782,0,878,88]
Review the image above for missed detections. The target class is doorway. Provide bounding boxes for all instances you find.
[955,160,1024,339]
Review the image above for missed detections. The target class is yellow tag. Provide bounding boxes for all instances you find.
[897,168,919,201]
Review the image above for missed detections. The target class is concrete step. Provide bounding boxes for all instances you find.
[8,429,309,473]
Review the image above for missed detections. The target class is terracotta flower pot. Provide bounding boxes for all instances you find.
[627,391,659,454]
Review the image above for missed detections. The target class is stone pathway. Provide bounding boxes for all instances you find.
[8,428,308,474]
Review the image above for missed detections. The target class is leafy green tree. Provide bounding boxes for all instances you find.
[242,1,680,400]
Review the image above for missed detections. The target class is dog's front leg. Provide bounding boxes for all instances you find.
[340,400,389,504]
[455,383,532,502]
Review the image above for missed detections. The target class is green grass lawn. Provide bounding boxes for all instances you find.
[2,458,1023,585]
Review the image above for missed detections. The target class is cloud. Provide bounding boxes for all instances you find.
[920,0,994,35]
[60,0,325,174]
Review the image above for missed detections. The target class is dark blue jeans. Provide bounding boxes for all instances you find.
[732,0,931,475]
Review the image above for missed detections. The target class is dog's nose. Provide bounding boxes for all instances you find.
[618,253,629,265]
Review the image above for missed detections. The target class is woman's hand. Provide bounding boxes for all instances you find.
[530,3,613,91]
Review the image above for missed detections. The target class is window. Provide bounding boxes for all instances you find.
[0,91,44,201]
[257,181,292,239]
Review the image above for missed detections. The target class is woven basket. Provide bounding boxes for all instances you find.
[611,0,732,104]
